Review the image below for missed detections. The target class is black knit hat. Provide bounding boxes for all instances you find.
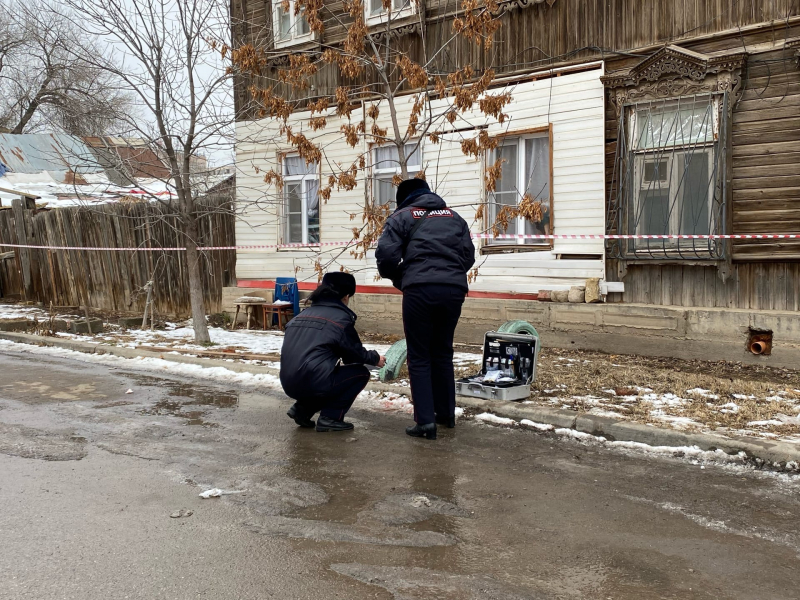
[396,178,430,206]
[322,271,357,297]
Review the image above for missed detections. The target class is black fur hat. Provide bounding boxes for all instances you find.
[321,271,357,297]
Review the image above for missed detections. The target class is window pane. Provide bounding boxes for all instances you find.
[490,144,518,236]
[288,214,302,243]
[306,179,320,244]
[287,183,302,213]
[370,0,384,15]
[679,151,710,235]
[375,176,396,208]
[278,7,291,40]
[524,137,549,200]
[373,143,421,174]
[393,0,410,8]
[636,189,671,235]
[285,156,317,176]
[404,143,421,170]
[297,9,310,35]
[636,101,714,149]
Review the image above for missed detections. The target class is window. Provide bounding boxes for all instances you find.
[274,0,311,47]
[366,0,415,25]
[626,96,723,256]
[487,133,551,246]
[372,143,422,210]
[283,156,319,245]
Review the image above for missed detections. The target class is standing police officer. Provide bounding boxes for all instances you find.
[280,272,386,432]
[375,179,475,440]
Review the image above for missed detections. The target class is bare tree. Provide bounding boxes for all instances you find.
[62,0,234,343]
[0,1,134,136]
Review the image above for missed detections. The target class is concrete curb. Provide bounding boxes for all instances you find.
[2,331,799,468]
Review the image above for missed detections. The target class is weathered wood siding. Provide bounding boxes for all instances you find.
[232,0,800,118]
[607,263,800,311]
[234,67,606,293]
[0,198,236,317]
[732,47,800,260]
[605,24,800,309]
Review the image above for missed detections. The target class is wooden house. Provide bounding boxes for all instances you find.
[230,0,800,311]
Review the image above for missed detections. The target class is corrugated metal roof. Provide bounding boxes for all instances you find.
[0,133,105,175]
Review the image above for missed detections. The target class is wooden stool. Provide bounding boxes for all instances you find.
[232,297,267,330]
[262,303,294,331]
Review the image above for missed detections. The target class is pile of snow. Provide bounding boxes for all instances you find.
[475,413,515,426]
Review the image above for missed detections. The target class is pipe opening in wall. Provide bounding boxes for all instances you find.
[747,328,773,356]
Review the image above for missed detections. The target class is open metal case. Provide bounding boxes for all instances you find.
[455,331,540,401]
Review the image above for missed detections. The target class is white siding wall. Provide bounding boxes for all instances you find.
[234,65,606,293]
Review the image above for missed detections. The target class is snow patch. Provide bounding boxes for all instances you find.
[519,419,554,431]
[475,413,515,426]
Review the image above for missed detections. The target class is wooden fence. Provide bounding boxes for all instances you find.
[0,196,236,317]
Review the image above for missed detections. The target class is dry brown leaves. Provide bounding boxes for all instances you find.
[518,194,544,223]
[453,0,502,49]
[230,44,267,77]
[309,116,327,131]
[479,92,512,124]
[371,122,388,139]
[341,122,362,147]
[398,55,429,88]
[307,98,329,114]
[335,87,353,118]
[296,0,325,34]
[484,157,505,192]
[263,169,284,191]
[461,129,498,159]
[286,130,322,164]
[250,87,292,121]
[278,54,318,90]
[407,95,425,136]
[492,204,517,236]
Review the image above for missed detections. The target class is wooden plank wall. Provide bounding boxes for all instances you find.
[0,197,236,317]
[606,28,800,310]
[608,263,800,311]
[732,47,800,260]
[232,0,800,118]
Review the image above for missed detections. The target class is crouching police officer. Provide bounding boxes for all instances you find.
[375,179,475,440]
[280,272,386,432]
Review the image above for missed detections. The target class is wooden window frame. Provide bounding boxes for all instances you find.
[273,0,313,49]
[278,152,321,250]
[365,0,416,28]
[482,124,554,254]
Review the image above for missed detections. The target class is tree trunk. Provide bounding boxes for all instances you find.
[184,215,211,344]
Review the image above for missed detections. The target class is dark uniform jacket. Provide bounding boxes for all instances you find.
[375,191,476,292]
[279,299,380,398]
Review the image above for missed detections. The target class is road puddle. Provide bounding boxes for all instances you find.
[124,372,239,427]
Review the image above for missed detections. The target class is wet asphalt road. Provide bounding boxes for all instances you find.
[1,347,799,600]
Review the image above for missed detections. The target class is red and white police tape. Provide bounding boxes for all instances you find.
[0,233,798,252]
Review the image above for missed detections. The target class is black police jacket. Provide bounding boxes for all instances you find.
[279,299,380,398]
[375,190,476,292]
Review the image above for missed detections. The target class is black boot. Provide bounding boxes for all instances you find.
[406,423,437,440]
[316,416,354,432]
[435,415,456,428]
[287,403,315,428]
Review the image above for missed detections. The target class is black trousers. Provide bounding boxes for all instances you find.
[403,284,466,425]
[293,364,370,421]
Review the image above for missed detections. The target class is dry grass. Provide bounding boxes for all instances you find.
[523,347,800,438]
